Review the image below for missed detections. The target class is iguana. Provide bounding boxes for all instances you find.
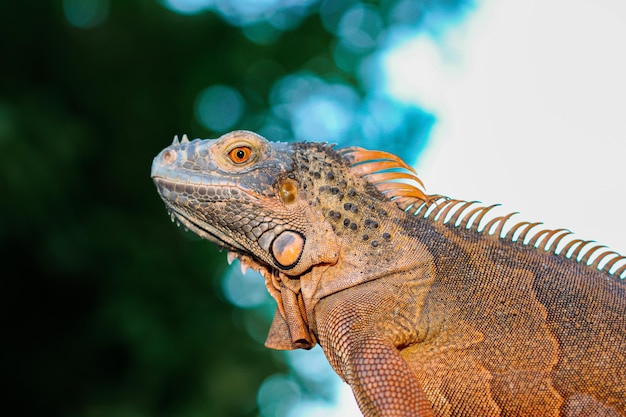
[151,130,626,417]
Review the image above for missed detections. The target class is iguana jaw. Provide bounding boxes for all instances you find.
[156,184,280,280]
[168,208,249,257]
[155,178,283,288]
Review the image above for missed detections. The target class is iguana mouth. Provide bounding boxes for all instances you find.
[152,175,262,251]
[151,175,263,204]
[163,199,275,278]
[164,204,249,254]
[153,175,298,278]
[226,249,274,278]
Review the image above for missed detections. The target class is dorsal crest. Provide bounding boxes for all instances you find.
[338,146,432,207]
[409,197,626,278]
[339,146,626,279]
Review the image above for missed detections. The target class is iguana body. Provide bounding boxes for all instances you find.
[151,130,626,417]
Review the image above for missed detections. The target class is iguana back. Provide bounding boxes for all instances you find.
[151,131,626,417]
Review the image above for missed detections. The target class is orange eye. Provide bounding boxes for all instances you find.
[228,146,252,164]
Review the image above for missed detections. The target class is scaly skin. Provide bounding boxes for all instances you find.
[152,130,626,417]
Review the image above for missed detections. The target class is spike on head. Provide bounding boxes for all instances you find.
[181,134,190,144]
[172,135,180,146]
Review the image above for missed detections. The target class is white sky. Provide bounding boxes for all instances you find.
[384,0,626,253]
[314,0,626,415]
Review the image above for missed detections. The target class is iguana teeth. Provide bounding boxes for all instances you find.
[170,213,175,222]
[181,134,190,144]
[227,251,237,265]
[240,262,249,275]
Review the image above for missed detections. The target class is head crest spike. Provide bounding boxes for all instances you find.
[181,134,190,144]
[172,135,180,145]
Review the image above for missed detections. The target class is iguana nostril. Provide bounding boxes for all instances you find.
[271,231,304,268]
[162,149,176,164]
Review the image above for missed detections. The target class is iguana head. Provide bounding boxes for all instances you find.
[151,130,345,276]
[151,130,429,348]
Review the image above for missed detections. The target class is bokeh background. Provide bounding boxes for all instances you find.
[2,1,468,416]
[3,1,625,417]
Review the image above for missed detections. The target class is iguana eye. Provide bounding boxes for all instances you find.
[228,146,252,164]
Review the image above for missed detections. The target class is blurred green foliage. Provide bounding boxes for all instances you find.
[0,1,470,416]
